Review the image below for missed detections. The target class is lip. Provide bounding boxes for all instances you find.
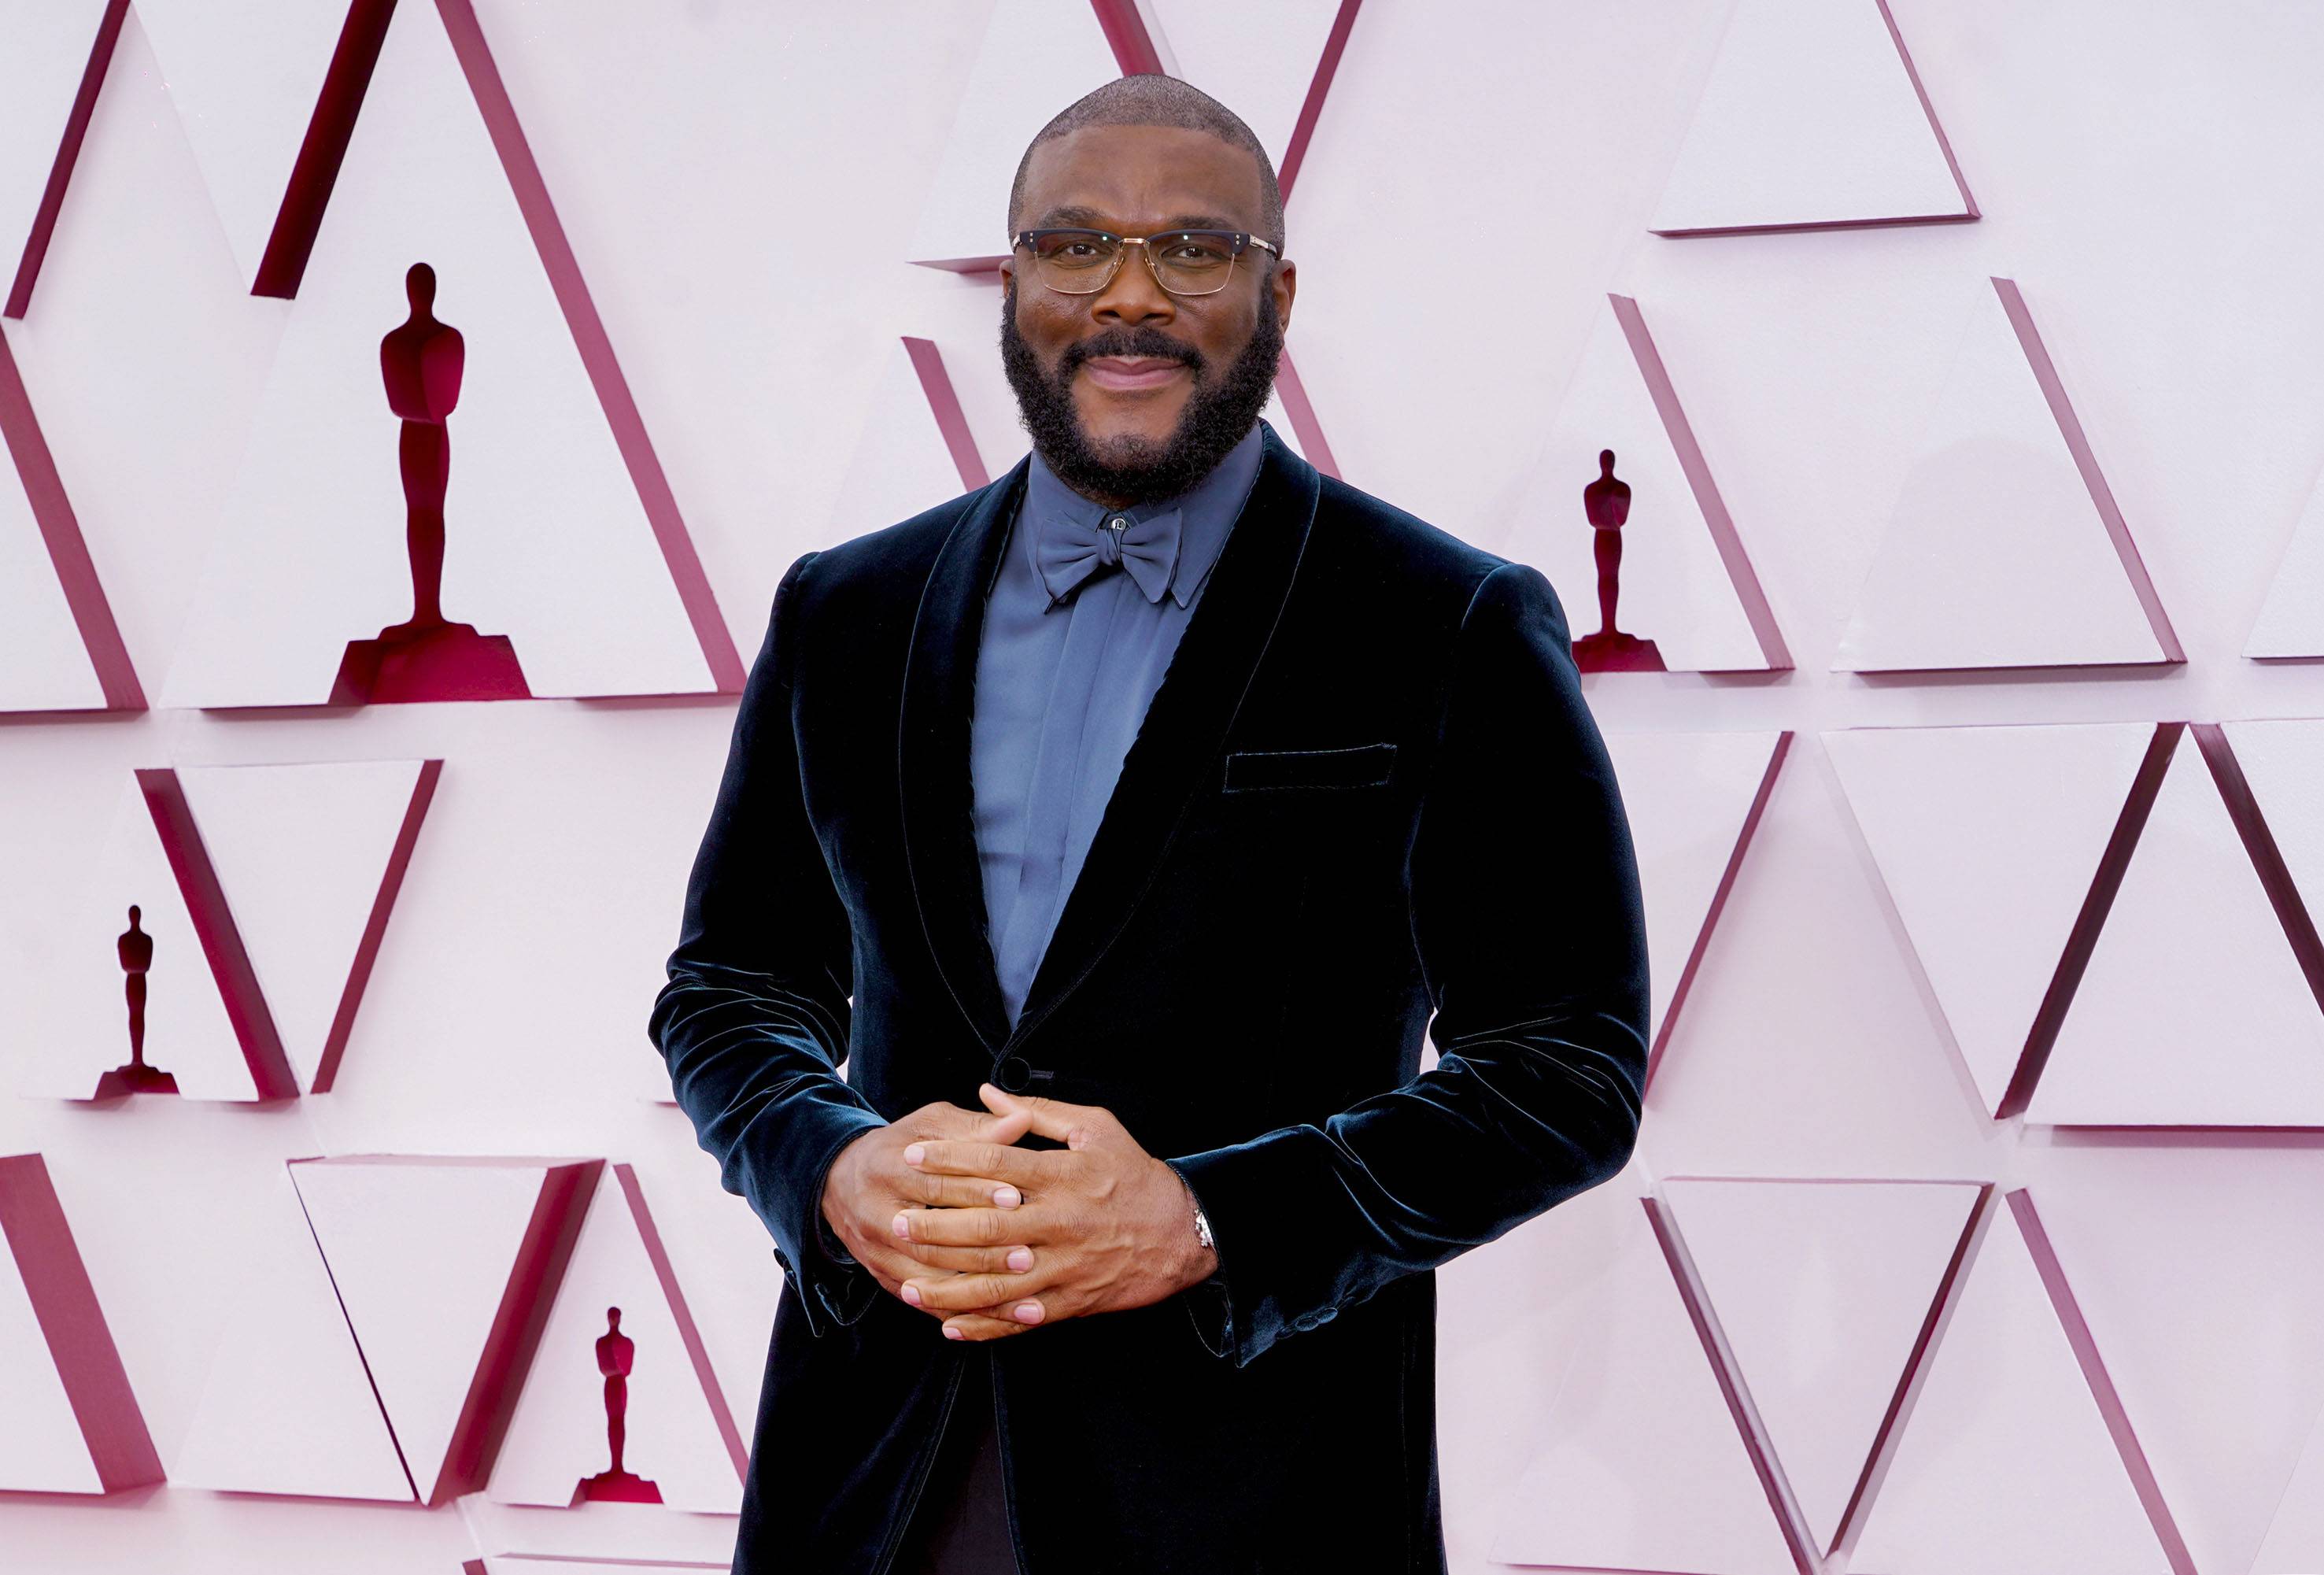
[1082,357,1188,391]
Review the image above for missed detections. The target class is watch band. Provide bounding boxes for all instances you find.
[1191,1200,1214,1251]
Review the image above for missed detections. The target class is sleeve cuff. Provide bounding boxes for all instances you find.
[773,1106,888,1337]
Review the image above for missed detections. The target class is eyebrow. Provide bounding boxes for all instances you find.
[1030,205,1248,232]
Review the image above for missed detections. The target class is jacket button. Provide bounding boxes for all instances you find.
[995,1055,1033,1093]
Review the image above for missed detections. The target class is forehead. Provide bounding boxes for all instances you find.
[1018,122,1265,230]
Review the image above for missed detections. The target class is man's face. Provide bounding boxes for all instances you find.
[999,123,1298,508]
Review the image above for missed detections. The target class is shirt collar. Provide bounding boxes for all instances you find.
[1018,419,1269,611]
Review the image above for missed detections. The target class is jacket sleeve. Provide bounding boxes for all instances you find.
[1166,560,1650,1367]
[648,548,891,1337]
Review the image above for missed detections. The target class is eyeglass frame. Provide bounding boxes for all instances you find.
[1010,227,1280,298]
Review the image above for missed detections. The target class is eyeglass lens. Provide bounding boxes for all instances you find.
[1025,231,1241,295]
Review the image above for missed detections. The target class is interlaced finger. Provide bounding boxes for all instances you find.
[897,1170,1023,1209]
[906,1138,1053,1184]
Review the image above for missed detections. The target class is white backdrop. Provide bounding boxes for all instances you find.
[7,2,2324,1572]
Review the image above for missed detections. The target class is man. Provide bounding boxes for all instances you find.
[649,74,1649,1575]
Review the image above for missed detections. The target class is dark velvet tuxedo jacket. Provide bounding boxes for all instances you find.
[648,420,1650,1574]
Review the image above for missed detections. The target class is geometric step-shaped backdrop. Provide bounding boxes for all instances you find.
[1487,1196,1803,1573]
[1498,294,1789,674]
[1660,1177,1985,1558]
[1822,720,2160,1120]
[18,770,296,1104]
[1603,728,1788,1093]
[488,1163,744,1513]
[0,1152,161,1494]
[169,1165,419,1500]
[160,0,736,708]
[1833,276,2181,674]
[2027,722,2324,1127]
[1849,1189,2192,1574]
[292,1155,600,1507]
[0,324,141,712]
[176,758,440,1093]
[906,0,1350,270]
[1650,0,1975,237]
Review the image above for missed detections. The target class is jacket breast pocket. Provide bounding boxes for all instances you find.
[1221,741,1398,793]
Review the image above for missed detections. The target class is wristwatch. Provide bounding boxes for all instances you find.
[1191,1200,1214,1251]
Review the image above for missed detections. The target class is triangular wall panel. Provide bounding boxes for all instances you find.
[489,1164,744,1513]
[1497,294,1787,674]
[908,0,1349,270]
[2248,462,2324,658]
[0,0,120,317]
[18,771,295,1104]
[292,1155,599,1507]
[1661,1178,1984,1558]
[1487,1196,1802,1574]
[0,325,141,713]
[1602,729,1788,1093]
[2256,1392,2324,1573]
[2032,1151,2324,1575]
[1651,0,1975,236]
[1823,721,2159,1119]
[2027,724,2324,1126]
[1834,276,2180,674]
[1850,1191,2188,1573]
[169,1166,417,1500]
[0,1152,160,1495]
[176,758,439,1094]
[131,0,350,293]
[161,0,737,708]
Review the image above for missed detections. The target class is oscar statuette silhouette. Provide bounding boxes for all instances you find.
[332,262,531,704]
[94,904,179,1096]
[574,1306,661,1504]
[1569,449,1666,674]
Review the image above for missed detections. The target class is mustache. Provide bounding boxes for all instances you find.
[1064,337,1202,375]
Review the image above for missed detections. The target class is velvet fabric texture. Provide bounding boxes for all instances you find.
[648,421,1651,1573]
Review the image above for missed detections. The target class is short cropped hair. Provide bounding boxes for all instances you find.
[1007,74,1286,257]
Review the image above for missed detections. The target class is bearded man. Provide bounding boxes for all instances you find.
[650,72,1650,1575]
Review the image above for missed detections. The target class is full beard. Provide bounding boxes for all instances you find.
[999,277,1284,506]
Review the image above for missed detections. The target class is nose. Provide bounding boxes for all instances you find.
[1088,242,1177,327]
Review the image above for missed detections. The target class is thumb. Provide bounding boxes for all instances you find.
[970,1100,1037,1144]
[979,1083,1099,1148]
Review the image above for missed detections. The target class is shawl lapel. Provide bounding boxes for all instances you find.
[896,420,1322,1063]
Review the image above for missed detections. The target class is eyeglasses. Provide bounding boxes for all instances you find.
[1011,227,1278,298]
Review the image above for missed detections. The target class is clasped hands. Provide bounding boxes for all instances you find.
[818,1082,1219,1342]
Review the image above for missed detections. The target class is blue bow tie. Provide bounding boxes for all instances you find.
[1034,504,1184,608]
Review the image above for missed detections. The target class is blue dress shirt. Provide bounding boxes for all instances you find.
[970,419,1269,1027]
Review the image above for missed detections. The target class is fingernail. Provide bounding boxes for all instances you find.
[944,1325,964,1340]
[901,1283,922,1306]
[903,1144,926,1165]
[1007,1247,1033,1271]
[1013,1302,1043,1323]
[994,1185,1021,1207]
[892,1213,911,1238]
